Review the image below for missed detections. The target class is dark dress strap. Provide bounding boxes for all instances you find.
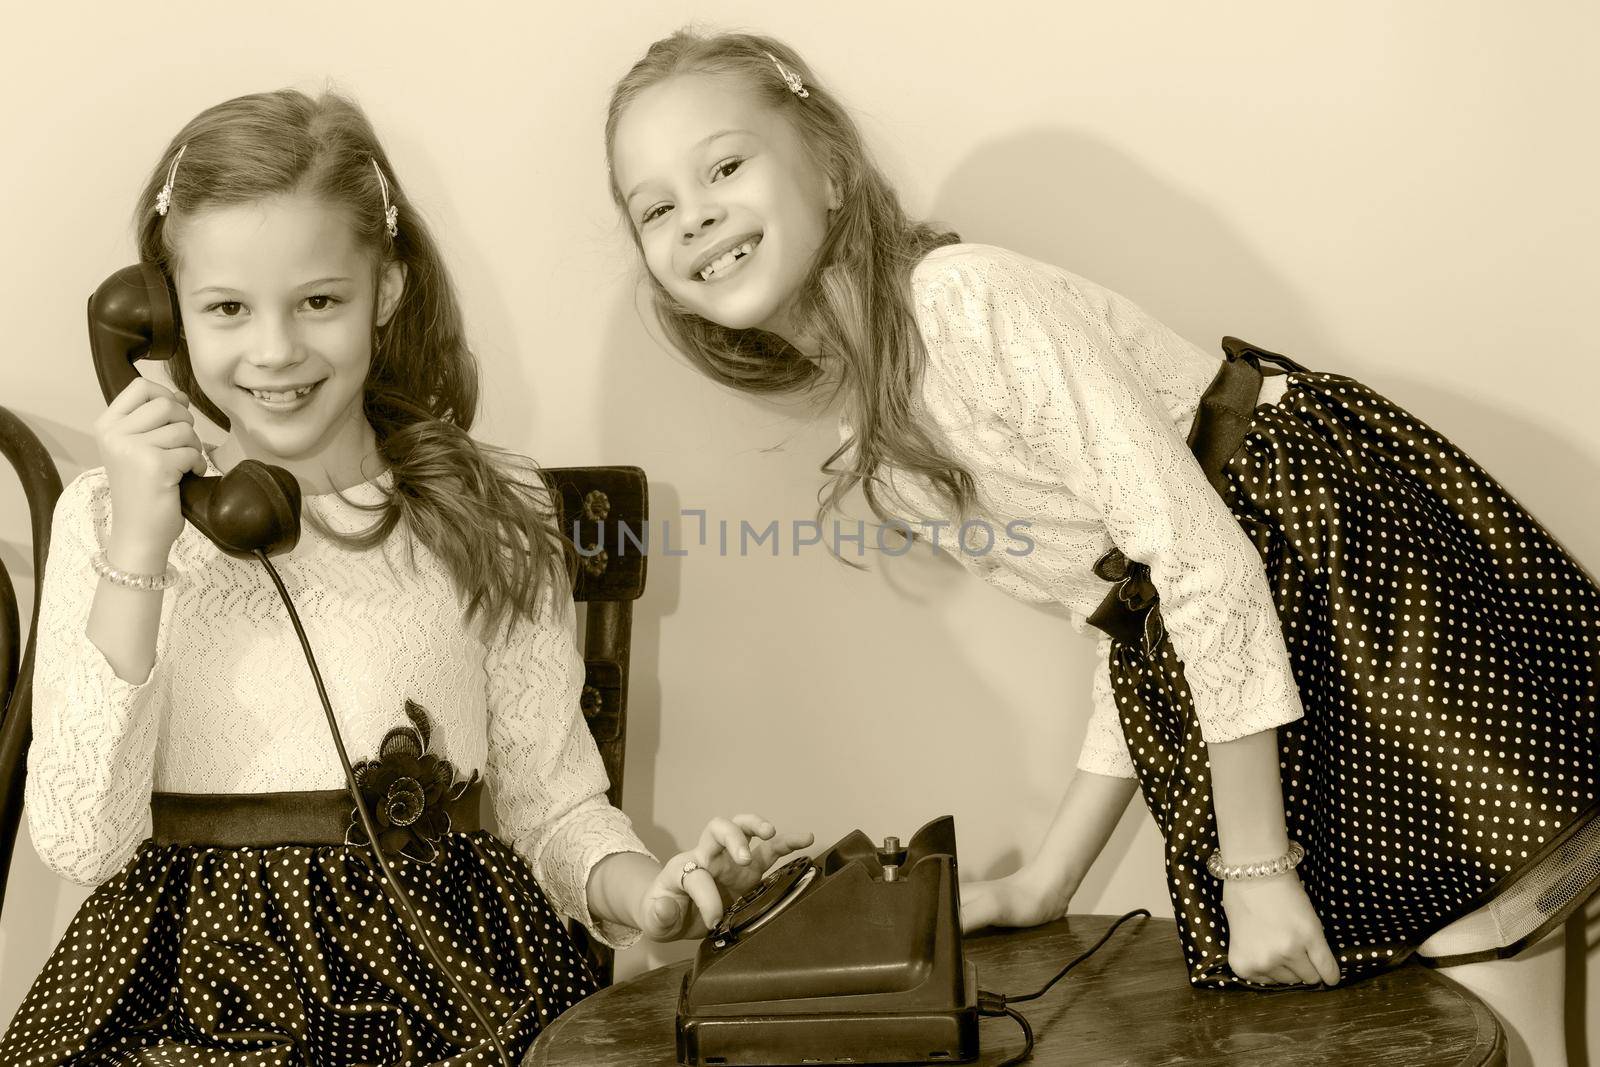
[1086,340,1280,643]
[151,779,484,848]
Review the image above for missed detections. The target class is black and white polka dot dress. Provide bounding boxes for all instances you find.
[5,470,634,1064]
[1101,357,1600,986]
[0,829,596,1064]
[885,244,1598,989]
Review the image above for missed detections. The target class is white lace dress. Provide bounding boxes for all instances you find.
[26,463,651,944]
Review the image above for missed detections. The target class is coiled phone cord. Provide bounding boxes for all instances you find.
[977,908,1152,1066]
[256,549,513,1067]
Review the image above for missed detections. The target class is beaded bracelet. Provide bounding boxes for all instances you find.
[1206,839,1305,881]
[91,551,179,592]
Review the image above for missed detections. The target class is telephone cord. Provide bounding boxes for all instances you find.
[977,908,1152,1065]
[256,550,513,1067]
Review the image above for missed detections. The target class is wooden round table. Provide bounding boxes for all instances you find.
[527,914,1505,1066]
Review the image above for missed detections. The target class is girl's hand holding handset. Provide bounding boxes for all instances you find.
[95,377,207,571]
[89,378,211,683]
[639,815,815,941]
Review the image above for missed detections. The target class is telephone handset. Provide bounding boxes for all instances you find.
[86,263,301,558]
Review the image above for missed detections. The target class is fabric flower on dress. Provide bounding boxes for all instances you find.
[346,699,475,864]
[1092,547,1167,658]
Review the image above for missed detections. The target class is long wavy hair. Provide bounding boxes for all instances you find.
[605,31,975,525]
[137,89,567,634]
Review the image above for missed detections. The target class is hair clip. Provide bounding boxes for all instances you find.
[156,144,187,217]
[371,157,399,238]
[764,51,810,98]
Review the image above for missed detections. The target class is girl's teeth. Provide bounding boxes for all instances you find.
[700,240,757,281]
[251,385,314,402]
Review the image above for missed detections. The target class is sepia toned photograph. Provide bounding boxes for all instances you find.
[1,2,1595,1064]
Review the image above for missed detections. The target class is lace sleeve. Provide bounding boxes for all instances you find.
[483,570,654,950]
[25,470,167,885]
[919,250,1304,746]
[1076,638,1137,778]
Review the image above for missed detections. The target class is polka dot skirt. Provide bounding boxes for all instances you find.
[1106,370,1600,988]
[0,831,596,1064]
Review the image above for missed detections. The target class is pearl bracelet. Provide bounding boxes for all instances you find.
[1206,839,1305,881]
[91,551,179,592]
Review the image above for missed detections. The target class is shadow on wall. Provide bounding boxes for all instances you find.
[927,125,1332,361]
[930,124,1600,567]
[608,469,682,867]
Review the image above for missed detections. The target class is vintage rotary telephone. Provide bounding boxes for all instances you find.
[676,815,980,1066]
[675,815,1154,1067]
[87,263,513,1066]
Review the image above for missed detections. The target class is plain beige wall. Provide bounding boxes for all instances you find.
[2,2,1596,1063]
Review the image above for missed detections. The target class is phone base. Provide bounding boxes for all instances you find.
[676,971,979,1065]
[675,817,976,1065]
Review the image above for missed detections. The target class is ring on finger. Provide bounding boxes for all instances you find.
[678,860,701,891]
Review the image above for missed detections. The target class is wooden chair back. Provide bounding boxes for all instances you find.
[541,465,649,987]
[0,408,65,918]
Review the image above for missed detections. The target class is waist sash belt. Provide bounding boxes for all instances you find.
[151,779,485,848]
[1085,337,1306,645]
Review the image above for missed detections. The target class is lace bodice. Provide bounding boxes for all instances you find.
[26,464,650,945]
[852,244,1304,776]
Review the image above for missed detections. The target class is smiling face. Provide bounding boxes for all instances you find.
[611,72,837,345]
[170,191,403,487]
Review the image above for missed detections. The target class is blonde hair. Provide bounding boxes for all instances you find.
[138,89,569,633]
[605,30,976,526]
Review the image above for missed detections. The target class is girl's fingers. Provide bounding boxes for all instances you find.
[959,880,1004,934]
[775,831,814,854]
[677,856,724,929]
[700,819,752,865]
[104,376,171,417]
[142,422,203,452]
[729,814,776,840]
[165,447,206,481]
[164,396,197,425]
[646,892,687,935]
[758,831,814,863]
[1309,939,1341,986]
[694,817,812,880]
[1235,962,1292,986]
[120,395,195,435]
[1283,953,1323,986]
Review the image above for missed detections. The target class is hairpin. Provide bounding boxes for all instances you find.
[764,52,810,98]
[156,144,187,217]
[372,157,399,238]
